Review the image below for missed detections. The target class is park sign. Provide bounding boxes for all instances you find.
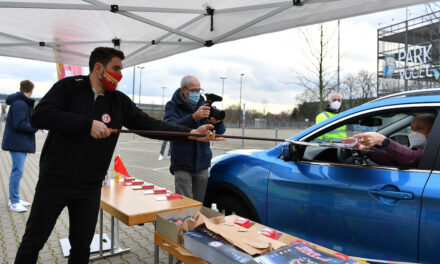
[396,44,440,80]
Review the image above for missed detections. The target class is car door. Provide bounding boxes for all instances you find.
[266,105,439,262]
[418,112,440,264]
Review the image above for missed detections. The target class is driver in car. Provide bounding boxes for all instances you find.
[342,114,435,167]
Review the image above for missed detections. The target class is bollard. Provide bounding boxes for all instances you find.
[241,126,245,149]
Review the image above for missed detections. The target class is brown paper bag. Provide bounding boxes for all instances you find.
[178,210,226,242]
[202,216,287,255]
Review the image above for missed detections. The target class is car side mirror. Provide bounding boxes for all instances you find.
[282,143,297,161]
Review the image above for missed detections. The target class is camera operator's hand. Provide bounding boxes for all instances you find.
[209,117,221,124]
[192,105,210,121]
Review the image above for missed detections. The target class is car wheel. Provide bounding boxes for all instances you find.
[212,194,253,220]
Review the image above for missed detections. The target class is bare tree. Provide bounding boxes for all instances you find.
[341,73,357,108]
[294,23,338,111]
[357,70,376,102]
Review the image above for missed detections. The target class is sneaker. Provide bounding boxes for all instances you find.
[167,155,171,160]
[19,200,31,207]
[158,154,164,160]
[8,199,30,207]
[9,203,26,213]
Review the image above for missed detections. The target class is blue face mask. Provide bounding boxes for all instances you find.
[188,91,200,104]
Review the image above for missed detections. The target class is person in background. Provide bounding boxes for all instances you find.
[0,102,3,133]
[14,47,217,264]
[315,92,346,142]
[1,80,38,213]
[158,140,171,160]
[164,75,226,202]
[342,114,435,167]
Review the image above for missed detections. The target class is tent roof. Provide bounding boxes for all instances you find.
[0,0,435,67]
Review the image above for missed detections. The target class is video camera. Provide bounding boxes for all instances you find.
[204,93,225,121]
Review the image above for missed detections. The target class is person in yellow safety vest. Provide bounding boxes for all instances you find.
[315,92,347,142]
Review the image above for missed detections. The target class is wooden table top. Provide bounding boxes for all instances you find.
[155,232,209,264]
[100,180,202,226]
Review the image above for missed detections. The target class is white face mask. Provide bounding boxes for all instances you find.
[408,131,426,148]
[330,101,341,111]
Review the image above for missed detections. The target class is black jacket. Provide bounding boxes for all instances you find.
[164,88,225,173]
[31,75,191,188]
[2,92,38,153]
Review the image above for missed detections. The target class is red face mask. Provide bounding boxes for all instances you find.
[100,66,123,92]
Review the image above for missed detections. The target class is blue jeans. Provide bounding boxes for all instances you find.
[9,152,27,204]
[160,141,171,156]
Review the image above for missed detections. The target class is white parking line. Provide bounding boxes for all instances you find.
[153,167,170,172]
[124,165,165,171]
[118,147,157,153]
[211,146,238,150]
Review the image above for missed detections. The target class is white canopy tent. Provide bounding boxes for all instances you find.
[0,0,435,67]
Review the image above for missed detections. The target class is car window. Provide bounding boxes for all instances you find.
[301,109,436,168]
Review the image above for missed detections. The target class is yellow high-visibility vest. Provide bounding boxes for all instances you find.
[315,111,346,141]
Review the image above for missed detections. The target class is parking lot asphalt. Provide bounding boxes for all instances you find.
[0,123,301,264]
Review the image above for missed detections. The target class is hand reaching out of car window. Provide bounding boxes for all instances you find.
[342,132,386,152]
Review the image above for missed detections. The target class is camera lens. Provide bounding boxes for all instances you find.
[210,106,225,120]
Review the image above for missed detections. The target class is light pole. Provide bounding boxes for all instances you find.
[337,19,340,93]
[132,66,136,102]
[161,86,166,115]
[220,77,227,110]
[239,73,244,128]
[137,66,145,105]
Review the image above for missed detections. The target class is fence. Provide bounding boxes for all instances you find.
[224,120,313,129]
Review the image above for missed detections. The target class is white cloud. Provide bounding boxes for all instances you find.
[0,78,55,98]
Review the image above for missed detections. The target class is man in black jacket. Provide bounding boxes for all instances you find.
[14,47,215,264]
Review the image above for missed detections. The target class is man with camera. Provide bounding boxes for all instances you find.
[164,75,226,202]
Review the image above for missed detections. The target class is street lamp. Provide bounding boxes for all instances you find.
[132,66,136,102]
[239,73,244,128]
[219,77,227,110]
[137,66,145,105]
[161,86,167,115]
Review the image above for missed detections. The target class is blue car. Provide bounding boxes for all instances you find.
[205,89,440,263]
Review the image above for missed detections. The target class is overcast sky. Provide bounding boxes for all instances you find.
[0,3,435,113]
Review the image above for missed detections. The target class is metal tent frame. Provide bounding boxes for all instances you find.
[0,0,435,67]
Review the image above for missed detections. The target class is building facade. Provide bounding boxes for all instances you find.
[378,11,440,96]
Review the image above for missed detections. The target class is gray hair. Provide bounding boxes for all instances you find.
[414,113,436,126]
[180,75,193,89]
[328,92,342,101]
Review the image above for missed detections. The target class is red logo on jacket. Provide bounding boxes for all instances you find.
[102,114,111,123]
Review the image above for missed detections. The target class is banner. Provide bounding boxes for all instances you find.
[56,64,82,80]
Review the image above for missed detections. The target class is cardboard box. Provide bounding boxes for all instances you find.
[156,206,223,244]
[251,243,362,264]
[184,228,253,264]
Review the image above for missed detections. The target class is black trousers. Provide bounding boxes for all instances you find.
[15,181,101,264]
